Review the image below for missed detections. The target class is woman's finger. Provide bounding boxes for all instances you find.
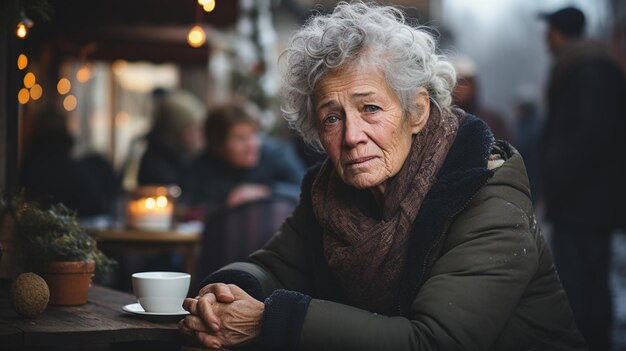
[183,315,212,333]
[196,331,223,350]
[197,294,222,331]
[179,318,201,346]
[182,298,197,314]
[178,318,194,337]
[180,319,222,349]
[198,283,236,303]
[213,283,235,303]
[199,283,221,297]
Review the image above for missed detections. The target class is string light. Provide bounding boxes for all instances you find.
[18,88,30,104]
[57,78,71,95]
[16,10,34,39]
[187,25,206,48]
[17,54,28,70]
[16,22,28,39]
[203,0,216,12]
[197,0,210,5]
[63,95,77,111]
[30,84,43,100]
[76,66,92,83]
[23,72,36,88]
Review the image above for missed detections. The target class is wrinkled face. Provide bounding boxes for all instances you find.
[222,122,261,169]
[314,66,427,195]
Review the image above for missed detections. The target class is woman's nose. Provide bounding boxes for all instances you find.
[343,114,368,147]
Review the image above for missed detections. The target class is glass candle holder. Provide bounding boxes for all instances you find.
[126,185,181,231]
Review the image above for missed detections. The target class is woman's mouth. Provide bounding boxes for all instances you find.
[344,156,376,169]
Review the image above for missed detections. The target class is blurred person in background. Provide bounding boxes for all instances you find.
[178,3,585,350]
[186,101,305,218]
[512,86,543,206]
[20,107,118,217]
[539,6,626,350]
[137,89,206,199]
[450,54,514,143]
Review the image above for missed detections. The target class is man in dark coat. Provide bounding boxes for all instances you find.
[539,6,626,350]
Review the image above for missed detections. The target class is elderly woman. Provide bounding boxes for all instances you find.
[180,3,586,350]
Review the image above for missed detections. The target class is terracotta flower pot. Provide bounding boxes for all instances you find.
[42,261,96,306]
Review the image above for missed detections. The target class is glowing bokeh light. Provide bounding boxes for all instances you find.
[18,88,30,104]
[17,54,28,70]
[16,23,27,39]
[30,84,42,100]
[23,72,36,88]
[63,95,77,111]
[57,78,71,95]
[156,196,168,208]
[187,25,206,48]
[76,66,91,83]
[145,197,157,210]
[203,0,216,12]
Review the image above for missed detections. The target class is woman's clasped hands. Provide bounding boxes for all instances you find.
[179,283,264,349]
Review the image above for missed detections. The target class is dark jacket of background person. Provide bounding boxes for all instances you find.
[514,100,543,204]
[19,109,118,217]
[540,39,626,228]
[539,10,626,348]
[187,137,305,215]
[201,115,586,351]
[137,90,206,196]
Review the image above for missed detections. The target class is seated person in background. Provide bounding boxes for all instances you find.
[137,89,206,197]
[186,102,306,217]
[20,107,118,217]
[450,54,514,143]
[179,3,586,350]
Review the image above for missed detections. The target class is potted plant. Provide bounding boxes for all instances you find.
[1,194,115,306]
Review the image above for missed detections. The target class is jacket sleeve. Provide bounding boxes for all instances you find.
[202,167,539,350]
[293,184,539,351]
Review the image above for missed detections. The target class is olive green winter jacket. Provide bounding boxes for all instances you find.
[201,114,587,350]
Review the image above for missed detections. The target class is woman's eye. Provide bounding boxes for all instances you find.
[324,115,340,125]
[363,105,380,113]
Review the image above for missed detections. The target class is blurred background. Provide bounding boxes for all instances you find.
[1,0,625,347]
[1,0,624,192]
[2,0,624,192]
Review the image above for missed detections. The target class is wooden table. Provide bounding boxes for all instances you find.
[0,284,184,350]
[96,228,201,288]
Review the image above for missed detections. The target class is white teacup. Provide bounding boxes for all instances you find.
[131,272,190,313]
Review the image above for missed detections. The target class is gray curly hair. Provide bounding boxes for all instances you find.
[279,1,456,150]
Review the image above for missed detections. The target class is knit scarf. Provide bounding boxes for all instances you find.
[311,107,462,314]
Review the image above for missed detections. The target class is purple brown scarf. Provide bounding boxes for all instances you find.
[311,107,462,314]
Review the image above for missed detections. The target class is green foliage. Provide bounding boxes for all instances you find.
[0,193,115,280]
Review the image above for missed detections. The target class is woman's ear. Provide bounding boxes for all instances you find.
[409,88,430,134]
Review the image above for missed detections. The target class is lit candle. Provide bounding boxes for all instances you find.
[126,187,175,231]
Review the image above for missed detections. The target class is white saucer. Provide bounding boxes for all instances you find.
[122,303,189,316]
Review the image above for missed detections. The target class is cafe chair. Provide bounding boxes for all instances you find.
[196,197,296,284]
